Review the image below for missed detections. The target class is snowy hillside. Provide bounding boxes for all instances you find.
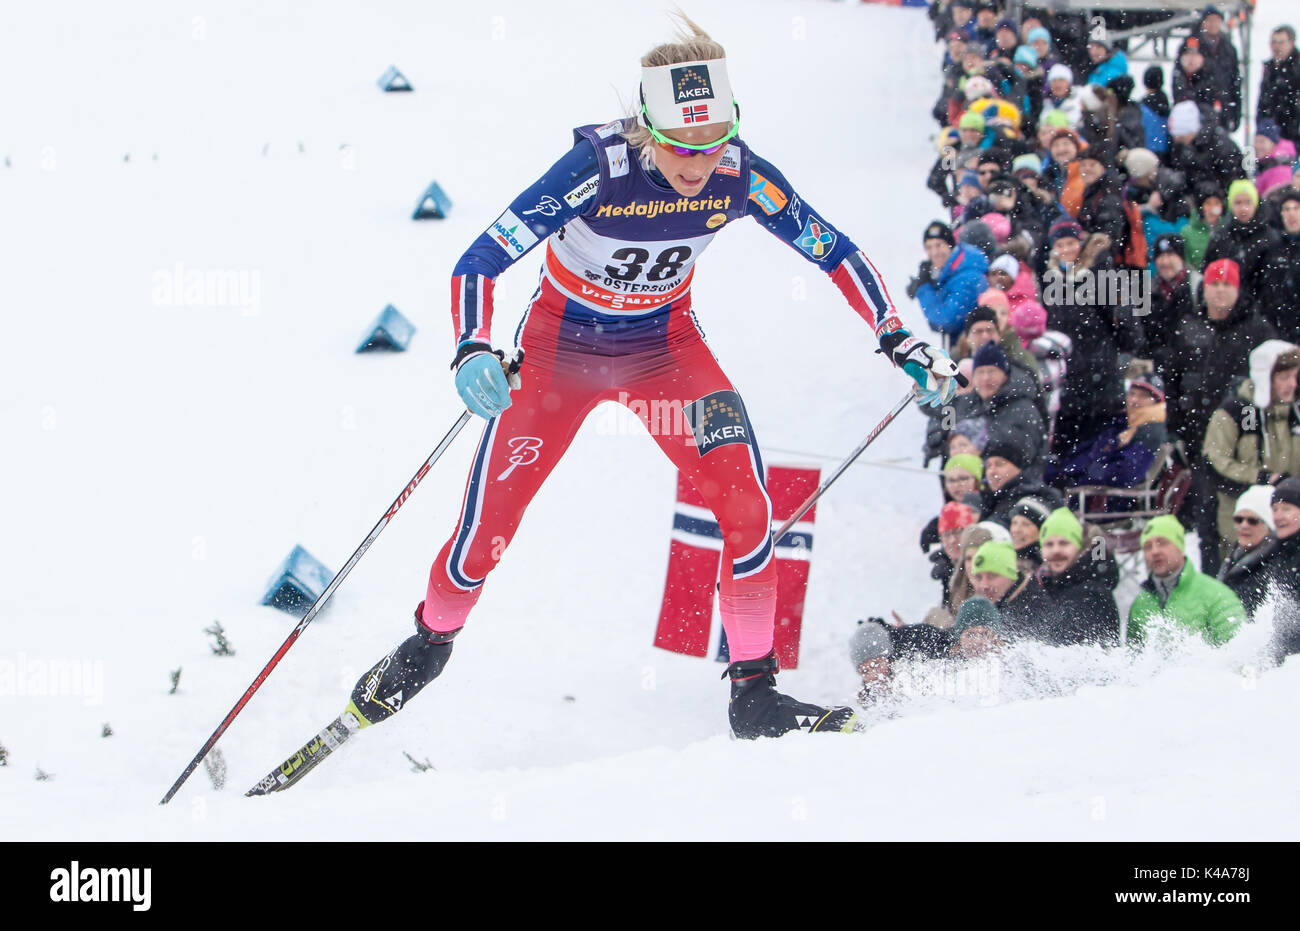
[2,0,1297,841]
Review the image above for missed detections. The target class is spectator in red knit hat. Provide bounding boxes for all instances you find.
[931,500,978,610]
[1151,256,1278,571]
[1204,256,1239,288]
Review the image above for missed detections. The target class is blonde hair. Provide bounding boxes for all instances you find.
[623,10,726,169]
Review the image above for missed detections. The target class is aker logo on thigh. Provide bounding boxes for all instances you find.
[686,390,748,456]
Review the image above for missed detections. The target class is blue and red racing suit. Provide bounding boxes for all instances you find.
[423,118,908,662]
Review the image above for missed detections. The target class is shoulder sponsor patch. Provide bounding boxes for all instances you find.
[488,209,539,258]
[564,174,599,208]
[607,142,630,178]
[595,119,623,139]
[748,170,789,216]
[686,390,749,456]
[715,144,741,178]
[796,216,836,259]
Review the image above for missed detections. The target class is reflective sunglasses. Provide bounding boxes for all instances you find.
[641,98,741,156]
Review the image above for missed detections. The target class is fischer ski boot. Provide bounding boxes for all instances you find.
[346,602,460,728]
[726,652,858,738]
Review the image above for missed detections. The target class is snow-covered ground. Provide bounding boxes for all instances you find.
[2,0,1296,840]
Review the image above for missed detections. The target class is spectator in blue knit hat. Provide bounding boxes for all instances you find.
[1145,233,1193,355]
[1253,119,1296,199]
[926,337,1049,477]
[991,19,1020,62]
[1027,26,1060,83]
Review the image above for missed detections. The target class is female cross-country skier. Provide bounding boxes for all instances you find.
[344,15,958,741]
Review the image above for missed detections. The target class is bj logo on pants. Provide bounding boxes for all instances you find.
[686,390,748,456]
[497,436,544,480]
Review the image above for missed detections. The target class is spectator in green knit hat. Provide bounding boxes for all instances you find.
[968,540,1053,643]
[1141,514,1186,552]
[1037,508,1122,647]
[1226,178,1260,213]
[1205,178,1278,309]
[1128,515,1245,646]
[943,453,983,502]
[1040,506,1084,551]
[972,539,1018,582]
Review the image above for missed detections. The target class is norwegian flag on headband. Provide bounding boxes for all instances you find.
[681,104,709,124]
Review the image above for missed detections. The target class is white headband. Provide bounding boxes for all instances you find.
[640,58,734,131]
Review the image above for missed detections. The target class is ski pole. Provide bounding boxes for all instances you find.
[159,350,522,804]
[159,410,472,804]
[772,386,919,542]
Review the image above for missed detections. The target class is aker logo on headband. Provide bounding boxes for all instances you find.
[671,65,715,103]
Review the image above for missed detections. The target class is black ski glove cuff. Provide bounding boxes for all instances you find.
[451,340,493,370]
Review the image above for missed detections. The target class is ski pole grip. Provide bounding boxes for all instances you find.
[955,371,970,388]
[495,347,525,390]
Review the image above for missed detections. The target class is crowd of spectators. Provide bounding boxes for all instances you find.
[854,3,1300,697]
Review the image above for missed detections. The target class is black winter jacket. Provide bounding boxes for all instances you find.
[1217,537,1278,618]
[1037,546,1122,646]
[1152,300,1278,456]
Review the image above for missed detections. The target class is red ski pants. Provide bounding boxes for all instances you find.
[421,281,778,662]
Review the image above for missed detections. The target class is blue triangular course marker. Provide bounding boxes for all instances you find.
[412,181,452,219]
[356,304,416,352]
[261,545,333,617]
[377,65,412,92]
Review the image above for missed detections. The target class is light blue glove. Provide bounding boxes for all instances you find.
[878,330,960,408]
[452,341,515,420]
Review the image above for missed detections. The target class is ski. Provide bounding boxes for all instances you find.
[245,710,361,796]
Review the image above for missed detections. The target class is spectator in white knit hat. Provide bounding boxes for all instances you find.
[1167,99,1243,196]
[1041,63,1082,129]
[1216,484,1278,617]
[1124,146,1193,248]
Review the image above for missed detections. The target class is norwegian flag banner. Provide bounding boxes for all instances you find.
[653,464,819,668]
[681,104,709,124]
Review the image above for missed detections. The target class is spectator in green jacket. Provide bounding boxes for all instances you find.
[1128,515,1246,646]
[1182,183,1225,270]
